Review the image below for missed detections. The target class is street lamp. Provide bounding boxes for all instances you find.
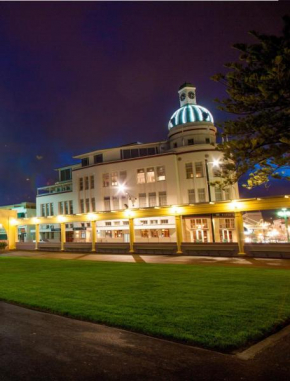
[277,208,290,242]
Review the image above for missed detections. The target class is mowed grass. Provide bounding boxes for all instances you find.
[1,257,290,351]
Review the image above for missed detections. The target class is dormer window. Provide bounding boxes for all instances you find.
[81,158,89,167]
[94,154,103,164]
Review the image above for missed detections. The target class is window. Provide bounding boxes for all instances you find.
[104,197,110,211]
[60,168,71,182]
[90,176,94,189]
[123,221,129,225]
[140,220,148,225]
[190,218,208,229]
[150,220,158,225]
[195,162,204,178]
[91,198,95,212]
[111,172,118,187]
[112,196,119,210]
[59,202,64,214]
[105,222,111,226]
[224,188,231,200]
[119,171,127,184]
[87,223,91,228]
[215,188,223,201]
[86,198,90,213]
[79,178,83,191]
[185,163,193,179]
[219,218,235,229]
[159,191,167,206]
[146,167,155,183]
[160,219,168,224]
[205,138,210,144]
[139,193,147,208]
[114,221,120,226]
[188,139,194,145]
[157,166,166,181]
[46,204,49,216]
[81,158,89,167]
[80,199,84,213]
[41,204,45,217]
[69,201,73,214]
[149,192,156,207]
[173,143,177,148]
[161,229,170,238]
[151,230,159,238]
[198,188,206,202]
[188,189,196,204]
[141,230,149,238]
[64,201,69,215]
[137,169,145,184]
[50,203,54,216]
[94,154,103,164]
[148,147,156,155]
[85,177,89,190]
[140,148,148,157]
[103,173,110,187]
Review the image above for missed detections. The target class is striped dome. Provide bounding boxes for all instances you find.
[168,104,214,129]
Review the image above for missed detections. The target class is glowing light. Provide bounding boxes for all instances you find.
[230,200,239,210]
[285,195,289,199]
[118,184,127,193]
[278,210,290,217]
[124,209,134,218]
[57,215,66,223]
[32,217,40,224]
[87,213,97,221]
[9,218,19,226]
[212,159,220,167]
[170,205,181,214]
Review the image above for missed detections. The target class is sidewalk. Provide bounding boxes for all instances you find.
[3,250,290,269]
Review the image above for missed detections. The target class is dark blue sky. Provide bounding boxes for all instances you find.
[0,2,289,204]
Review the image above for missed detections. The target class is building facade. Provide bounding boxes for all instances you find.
[36,83,239,244]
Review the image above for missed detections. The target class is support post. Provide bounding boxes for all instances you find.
[35,224,40,250]
[91,220,96,252]
[235,211,245,255]
[129,218,135,253]
[175,215,183,254]
[60,223,66,251]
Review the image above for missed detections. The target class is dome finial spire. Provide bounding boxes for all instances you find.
[178,83,196,107]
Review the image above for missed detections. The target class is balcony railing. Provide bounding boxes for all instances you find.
[37,182,72,196]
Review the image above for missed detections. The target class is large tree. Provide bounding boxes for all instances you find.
[211,15,290,189]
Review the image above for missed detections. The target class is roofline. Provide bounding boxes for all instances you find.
[73,140,168,159]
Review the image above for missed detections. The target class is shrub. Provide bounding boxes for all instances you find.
[0,242,8,250]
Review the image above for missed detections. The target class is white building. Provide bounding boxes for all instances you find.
[36,83,239,244]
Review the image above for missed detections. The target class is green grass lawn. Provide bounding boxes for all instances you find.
[0,257,290,351]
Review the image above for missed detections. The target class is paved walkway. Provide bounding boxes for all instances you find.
[2,250,290,269]
[1,302,290,381]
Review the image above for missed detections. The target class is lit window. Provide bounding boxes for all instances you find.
[137,169,145,184]
[156,166,166,181]
[185,163,193,179]
[111,172,118,187]
[103,173,110,187]
[195,162,204,178]
[146,167,155,183]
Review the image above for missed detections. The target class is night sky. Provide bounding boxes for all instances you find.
[0,2,289,205]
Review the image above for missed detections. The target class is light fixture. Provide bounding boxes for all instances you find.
[57,215,66,223]
[212,159,220,167]
[87,213,97,221]
[32,217,40,224]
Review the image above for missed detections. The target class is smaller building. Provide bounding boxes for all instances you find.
[0,202,36,242]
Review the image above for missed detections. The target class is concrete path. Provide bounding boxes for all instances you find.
[2,250,290,269]
[1,302,290,381]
